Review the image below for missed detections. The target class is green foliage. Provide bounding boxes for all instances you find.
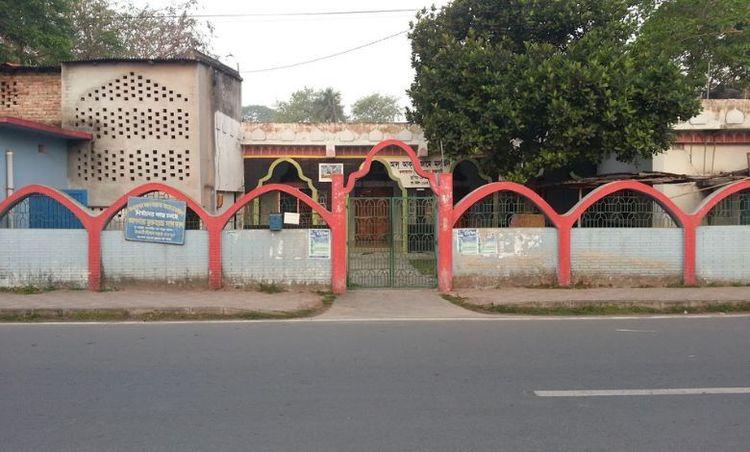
[0,0,74,64]
[408,0,701,181]
[312,87,346,122]
[637,0,750,96]
[0,0,213,65]
[275,87,346,123]
[351,93,403,122]
[242,104,277,122]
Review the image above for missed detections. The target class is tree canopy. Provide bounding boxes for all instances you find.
[242,105,277,123]
[637,0,750,97]
[274,87,346,123]
[0,0,214,65]
[407,0,702,181]
[351,93,402,122]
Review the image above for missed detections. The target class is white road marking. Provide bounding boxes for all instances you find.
[616,329,657,333]
[534,387,750,397]
[0,313,749,326]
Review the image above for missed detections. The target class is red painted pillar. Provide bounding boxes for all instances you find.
[87,226,102,291]
[331,174,347,294]
[437,172,453,293]
[557,222,572,287]
[208,223,223,290]
[683,220,697,286]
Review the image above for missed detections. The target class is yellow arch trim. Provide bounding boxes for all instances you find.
[252,158,320,225]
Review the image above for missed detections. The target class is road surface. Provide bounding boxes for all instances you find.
[1,316,749,451]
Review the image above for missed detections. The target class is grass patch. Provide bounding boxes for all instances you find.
[409,258,436,277]
[257,282,286,294]
[441,294,750,316]
[0,286,56,295]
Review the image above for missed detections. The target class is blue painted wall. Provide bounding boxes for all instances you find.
[0,128,70,202]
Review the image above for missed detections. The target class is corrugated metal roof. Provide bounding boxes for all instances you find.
[0,117,92,141]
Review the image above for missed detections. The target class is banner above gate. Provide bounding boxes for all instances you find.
[381,157,446,189]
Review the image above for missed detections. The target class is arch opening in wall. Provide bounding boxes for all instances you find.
[569,187,684,287]
[0,190,90,289]
[455,191,555,228]
[242,159,326,230]
[351,160,405,198]
[701,189,750,226]
[574,190,679,228]
[0,194,86,229]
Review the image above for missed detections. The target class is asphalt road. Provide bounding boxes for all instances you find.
[1,317,749,451]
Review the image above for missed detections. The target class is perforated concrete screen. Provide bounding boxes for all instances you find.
[73,72,193,184]
[0,79,18,108]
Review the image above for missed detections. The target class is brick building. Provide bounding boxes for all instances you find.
[0,52,243,212]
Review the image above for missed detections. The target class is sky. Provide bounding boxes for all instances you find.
[132,0,451,115]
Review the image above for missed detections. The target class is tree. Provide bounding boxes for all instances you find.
[312,87,346,122]
[351,93,403,122]
[275,87,346,123]
[0,0,74,65]
[637,0,750,97]
[242,105,277,122]
[407,0,701,181]
[69,0,125,59]
[0,0,214,64]
[116,0,214,59]
[275,87,318,122]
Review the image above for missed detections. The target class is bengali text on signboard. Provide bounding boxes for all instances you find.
[124,196,187,245]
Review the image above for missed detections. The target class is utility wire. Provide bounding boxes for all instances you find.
[146,8,419,19]
[241,30,409,74]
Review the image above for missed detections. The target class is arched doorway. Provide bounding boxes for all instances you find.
[347,160,437,288]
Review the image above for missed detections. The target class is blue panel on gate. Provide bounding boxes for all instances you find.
[269,213,283,231]
[29,189,87,229]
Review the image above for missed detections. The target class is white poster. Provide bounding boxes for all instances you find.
[283,212,300,225]
[456,229,479,255]
[308,229,331,259]
[381,157,446,188]
[479,233,498,255]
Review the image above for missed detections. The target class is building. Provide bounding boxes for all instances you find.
[0,116,91,200]
[598,99,750,213]
[0,52,244,212]
[241,122,490,226]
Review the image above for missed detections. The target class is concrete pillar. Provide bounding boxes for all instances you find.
[437,172,453,293]
[331,174,347,294]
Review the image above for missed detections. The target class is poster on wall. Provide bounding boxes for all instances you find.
[124,196,187,245]
[319,163,344,182]
[479,233,498,255]
[308,229,331,258]
[456,229,479,255]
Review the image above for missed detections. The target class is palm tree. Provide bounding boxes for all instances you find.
[312,88,346,122]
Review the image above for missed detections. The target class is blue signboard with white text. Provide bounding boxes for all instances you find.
[124,196,187,245]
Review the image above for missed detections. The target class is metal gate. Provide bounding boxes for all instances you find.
[347,197,437,288]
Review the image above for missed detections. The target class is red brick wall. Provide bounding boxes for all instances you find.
[0,72,61,125]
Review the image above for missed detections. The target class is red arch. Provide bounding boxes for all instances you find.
[94,182,213,230]
[451,182,563,229]
[217,183,333,228]
[564,180,690,228]
[0,185,94,229]
[343,139,438,194]
[691,179,750,226]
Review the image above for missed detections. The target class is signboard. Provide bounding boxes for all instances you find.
[456,229,478,255]
[382,157,446,188]
[284,212,300,225]
[319,163,344,182]
[308,229,331,258]
[124,196,187,245]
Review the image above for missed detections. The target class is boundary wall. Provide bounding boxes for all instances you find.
[1,140,750,293]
